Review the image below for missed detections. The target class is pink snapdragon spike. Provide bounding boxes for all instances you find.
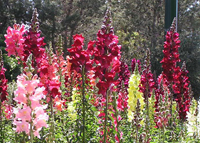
[4,24,25,60]
[13,69,48,138]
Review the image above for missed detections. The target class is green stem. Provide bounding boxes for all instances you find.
[30,115,33,143]
[169,84,173,127]
[136,122,138,143]
[23,132,26,143]
[49,95,55,143]
[145,96,149,142]
[113,92,120,143]
[82,66,86,143]
[103,90,108,143]
[0,100,2,143]
[162,127,165,143]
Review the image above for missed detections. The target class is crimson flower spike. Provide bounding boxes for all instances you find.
[0,50,8,102]
[160,17,181,83]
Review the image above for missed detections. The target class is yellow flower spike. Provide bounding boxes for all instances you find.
[67,88,80,121]
[127,64,144,122]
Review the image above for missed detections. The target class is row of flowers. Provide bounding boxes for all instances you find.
[0,9,197,143]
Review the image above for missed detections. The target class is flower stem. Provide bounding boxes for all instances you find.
[82,66,86,143]
[103,90,109,143]
[145,95,150,142]
[0,100,3,142]
[113,92,120,143]
[49,95,55,142]
[30,113,33,143]
[162,127,165,143]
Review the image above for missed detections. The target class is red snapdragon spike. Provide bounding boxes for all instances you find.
[0,52,8,102]
[161,19,191,121]
[23,9,46,67]
[92,9,122,142]
[117,62,130,111]
[0,68,8,102]
[173,62,190,121]
[37,47,62,104]
[160,19,181,84]
[118,62,130,91]
[139,49,155,100]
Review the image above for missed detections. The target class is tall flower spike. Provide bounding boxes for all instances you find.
[160,17,180,83]
[173,61,190,121]
[13,54,48,139]
[23,8,45,66]
[94,9,122,142]
[139,48,155,100]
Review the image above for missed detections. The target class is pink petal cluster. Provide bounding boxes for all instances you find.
[38,53,62,101]
[4,24,25,60]
[13,74,48,138]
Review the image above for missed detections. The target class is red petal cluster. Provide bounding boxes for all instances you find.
[154,74,171,128]
[0,68,8,102]
[139,50,155,100]
[160,31,180,83]
[38,54,61,99]
[173,63,190,120]
[160,21,191,120]
[94,29,121,97]
[23,9,46,67]
[117,62,130,111]
[68,34,93,73]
